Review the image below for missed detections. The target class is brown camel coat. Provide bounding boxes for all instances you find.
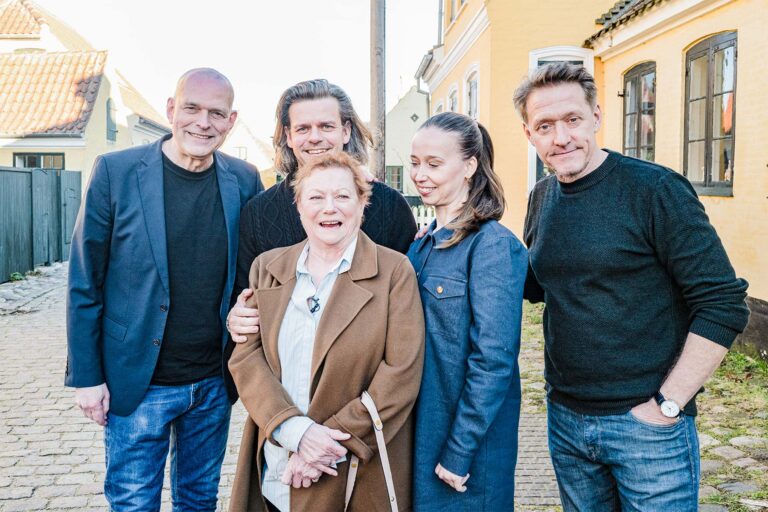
[228,233,425,512]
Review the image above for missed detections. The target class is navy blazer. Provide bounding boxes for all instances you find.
[65,136,263,416]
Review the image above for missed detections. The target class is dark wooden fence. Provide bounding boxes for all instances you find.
[0,167,81,283]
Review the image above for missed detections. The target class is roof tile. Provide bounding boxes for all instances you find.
[0,0,45,36]
[0,50,107,136]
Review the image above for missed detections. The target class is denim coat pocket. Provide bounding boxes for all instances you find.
[422,275,467,342]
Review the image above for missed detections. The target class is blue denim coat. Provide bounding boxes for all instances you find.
[408,220,527,511]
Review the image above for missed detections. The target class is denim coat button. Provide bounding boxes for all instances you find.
[436,286,444,294]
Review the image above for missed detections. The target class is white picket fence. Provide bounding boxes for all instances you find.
[411,205,436,229]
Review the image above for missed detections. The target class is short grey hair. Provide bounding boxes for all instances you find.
[174,68,235,110]
[513,62,597,123]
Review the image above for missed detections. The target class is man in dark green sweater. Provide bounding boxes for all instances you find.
[517,62,749,511]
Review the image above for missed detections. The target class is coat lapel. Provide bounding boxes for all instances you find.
[136,139,169,294]
[309,234,378,386]
[257,242,306,381]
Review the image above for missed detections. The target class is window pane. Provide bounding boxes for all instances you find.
[624,114,637,149]
[711,138,734,184]
[689,55,708,99]
[686,141,706,182]
[641,71,655,110]
[640,147,655,162]
[641,113,654,147]
[688,99,706,140]
[625,79,637,114]
[625,148,637,158]
[27,155,40,168]
[713,92,734,137]
[52,155,64,169]
[714,46,735,94]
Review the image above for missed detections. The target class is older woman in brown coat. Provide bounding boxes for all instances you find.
[228,152,425,512]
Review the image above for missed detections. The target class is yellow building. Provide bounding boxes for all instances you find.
[0,0,169,187]
[418,0,766,346]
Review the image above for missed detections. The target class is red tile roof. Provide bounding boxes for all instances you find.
[0,50,107,137]
[0,0,45,36]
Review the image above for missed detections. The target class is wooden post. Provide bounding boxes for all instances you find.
[370,0,386,181]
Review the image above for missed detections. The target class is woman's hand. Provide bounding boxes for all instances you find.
[281,452,323,488]
[297,424,351,475]
[435,463,469,492]
[226,288,260,343]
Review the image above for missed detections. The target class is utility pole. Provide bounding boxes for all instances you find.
[370,0,386,181]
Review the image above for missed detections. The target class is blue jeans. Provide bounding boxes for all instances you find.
[547,400,699,512]
[104,375,231,512]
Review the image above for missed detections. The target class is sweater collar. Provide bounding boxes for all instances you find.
[557,149,620,194]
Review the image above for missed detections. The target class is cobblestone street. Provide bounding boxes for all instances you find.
[0,264,561,511]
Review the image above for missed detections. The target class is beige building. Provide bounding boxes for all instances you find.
[418,0,767,345]
[0,0,169,187]
[384,84,429,200]
[220,117,276,187]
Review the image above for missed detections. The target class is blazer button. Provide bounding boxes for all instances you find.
[436,286,444,294]
[153,339,161,346]
[160,304,167,312]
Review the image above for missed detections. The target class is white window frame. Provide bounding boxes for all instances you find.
[526,46,594,191]
[463,63,480,119]
[447,83,459,113]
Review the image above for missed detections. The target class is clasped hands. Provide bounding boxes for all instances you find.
[281,424,351,489]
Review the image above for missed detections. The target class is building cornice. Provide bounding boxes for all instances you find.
[588,0,736,59]
[424,4,490,91]
[0,136,86,148]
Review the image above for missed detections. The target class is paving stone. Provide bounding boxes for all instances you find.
[710,445,746,460]
[33,484,78,498]
[730,436,768,448]
[2,498,49,512]
[717,481,760,494]
[732,457,760,468]
[699,505,728,512]
[701,459,723,475]
[710,427,734,437]
[48,495,90,508]
[699,485,719,498]
[699,432,721,448]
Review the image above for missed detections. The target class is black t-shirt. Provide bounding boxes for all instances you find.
[152,154,228,385]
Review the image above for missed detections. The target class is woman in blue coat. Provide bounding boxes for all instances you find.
[408,112,527,511]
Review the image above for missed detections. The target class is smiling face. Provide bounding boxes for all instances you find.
[285,98,351,167]
[523,82,604,183]
[166,72,237,170]
[296,165,364,252]
[410,126,476,220]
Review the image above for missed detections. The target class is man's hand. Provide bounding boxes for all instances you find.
[297,424,350,475]
[630,397,679,426]
[435,463,469,492]
[281,452,323,488]
[75,384,110,426]
[227,288,260,343]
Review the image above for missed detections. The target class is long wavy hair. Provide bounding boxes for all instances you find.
[273,79,372,178]
[419,112,506,248]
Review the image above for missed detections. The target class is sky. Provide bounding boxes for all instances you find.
[34,0,439,141]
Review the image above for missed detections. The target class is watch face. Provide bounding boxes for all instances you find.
[660,400,680,418]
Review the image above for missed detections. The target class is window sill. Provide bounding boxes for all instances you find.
[692,186,733,197]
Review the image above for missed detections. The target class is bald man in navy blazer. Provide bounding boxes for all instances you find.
[66,68,263,511]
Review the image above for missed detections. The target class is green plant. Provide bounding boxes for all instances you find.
[9,272,24,282]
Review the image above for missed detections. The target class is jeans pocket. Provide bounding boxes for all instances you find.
[628,409,683,430]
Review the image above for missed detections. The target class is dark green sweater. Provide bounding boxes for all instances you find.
[524,151,749,415]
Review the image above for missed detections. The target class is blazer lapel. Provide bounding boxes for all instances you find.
[214,153,240,289]
[136,139,169,294]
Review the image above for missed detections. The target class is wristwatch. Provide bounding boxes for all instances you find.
[654,392,682,418]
